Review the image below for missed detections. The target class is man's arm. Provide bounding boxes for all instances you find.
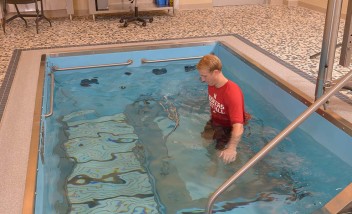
[219,123,243,164]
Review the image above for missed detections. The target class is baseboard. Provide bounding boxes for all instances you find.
[73,9,90,17]
[46,9,89,18]
[297,2,326,13]
[44,9,70,18]
[178,3,212,10]
[213,0,266,7]
[268,0,283,5]
[283,0,298,6]
[298,1,347,19]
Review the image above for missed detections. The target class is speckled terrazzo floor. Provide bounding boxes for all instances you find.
[0,4,351,98]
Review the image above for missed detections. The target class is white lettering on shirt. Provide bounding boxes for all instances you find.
[209,94,225,114]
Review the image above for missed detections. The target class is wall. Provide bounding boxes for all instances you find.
[70,0,284,12]
[73,0,213,11]
[299,0,349,17]
[36,0,352,15]
[74,0,89,15]
[71,0,213,14]
[3,0,345,18]
[178,0,212,9]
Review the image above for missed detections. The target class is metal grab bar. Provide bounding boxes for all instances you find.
[141,56,203,64]
[52,59,133,71]
[315,0,343,100]
[44,72,54,118]
[206,70,352,214]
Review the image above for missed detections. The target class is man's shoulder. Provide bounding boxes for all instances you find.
[227,80,241,90]
[225,81,244,100]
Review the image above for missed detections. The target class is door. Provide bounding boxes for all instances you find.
[96,0,109,10]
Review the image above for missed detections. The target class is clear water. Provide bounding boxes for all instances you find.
[41,60,352,214]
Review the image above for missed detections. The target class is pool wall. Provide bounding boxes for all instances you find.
[47,43,217,69]
[37,42,352,213]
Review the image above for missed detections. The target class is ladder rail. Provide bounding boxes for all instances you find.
[315,0,343,100]
[206,70,352,214]
[44,72,54,118]
[52,59,133,72]
[141,56,203,64]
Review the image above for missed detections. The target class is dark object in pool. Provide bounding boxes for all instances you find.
[80,78,99,87]
[87,200,100,208]
[125,72,132,75]
[120,86,126,89]
[152,68,167,75]
[80,79,90,87]
[185,65,196,72]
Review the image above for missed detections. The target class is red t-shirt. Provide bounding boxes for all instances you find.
[208,81,245,127]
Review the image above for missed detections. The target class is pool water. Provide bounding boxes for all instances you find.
[39,59,352,214]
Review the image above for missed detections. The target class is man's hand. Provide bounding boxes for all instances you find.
[218,123,243,164]
[218,148,237,164]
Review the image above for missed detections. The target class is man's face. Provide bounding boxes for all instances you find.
[198,69,217,86]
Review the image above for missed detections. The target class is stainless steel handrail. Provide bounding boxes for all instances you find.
[206,70,352,214]
[45,59,133,117]
[44,72,54,118]
[141,56,203,64]
[315,0,343,100]
[52,59,133,71]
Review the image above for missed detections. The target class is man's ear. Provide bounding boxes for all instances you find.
[214,69,221,74]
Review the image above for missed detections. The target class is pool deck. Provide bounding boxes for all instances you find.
[0,35,351,214]
[0,4,351,214]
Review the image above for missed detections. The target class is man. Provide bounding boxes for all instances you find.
[197,54,249,164]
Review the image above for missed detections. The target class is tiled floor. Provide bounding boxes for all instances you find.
[0,4,351,97]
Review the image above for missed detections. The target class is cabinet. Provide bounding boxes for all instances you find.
[88,0,175,20]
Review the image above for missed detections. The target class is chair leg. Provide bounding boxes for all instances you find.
[1,18,5,34]
[34,0,52,33]
[2,1,6,33]
[121,6,152,27]
[35,1,40,33]
[35,15,39,34]
[42,15,52,27]
[14,4,28,27]
[136,17,146,26]
[39,0,51,27]
[4,0,52,33]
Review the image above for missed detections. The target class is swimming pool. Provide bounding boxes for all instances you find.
[28,40,352,213]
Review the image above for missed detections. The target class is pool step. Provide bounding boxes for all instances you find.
[62,112,159,213]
